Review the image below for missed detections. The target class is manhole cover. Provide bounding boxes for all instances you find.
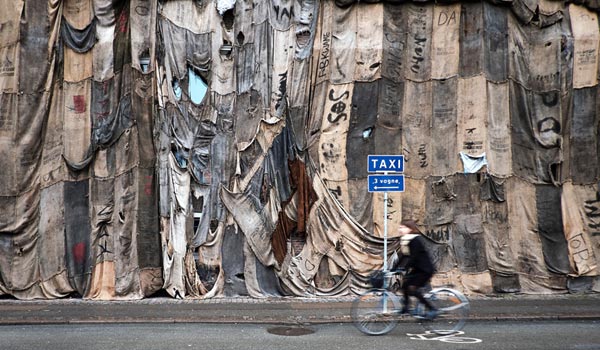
[267,326,315,336]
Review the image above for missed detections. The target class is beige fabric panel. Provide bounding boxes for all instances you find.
[330,4,356,84]
[93,21,115,81]
[431,4,460,79]
[64,47,93,82]
[508,177,563,293]
[461,271,493,295]
[0,0,23,48]
[62,80,92,166]
[318,83,353,181]
[0,44,19,93]
[86,261,116,299]
[161,154,191,298]
[486,81,511,177]
[372,191,402,239]
[401,177,426,221]
[402,80,432,178]
[312,1,333,85]
[405,4,433,82]
[569,5,599,88]
[354,3,383,82]
[131,0,157,73]
[114,127,140,176]
[63,0,93,30]
[159,0,213,34]
[323,179,350,214]
[561,182,599,276]
[39,183,75,298]
[271,28,293,118]
[41,84,66,188]
[288,58,310,108]
[211,9,235,96]
[457,75,487,157]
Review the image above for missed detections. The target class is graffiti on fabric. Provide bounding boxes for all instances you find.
[326,89,349,124]
[424,225,451,243]
[317,32,331,79]
[585,192,600,235]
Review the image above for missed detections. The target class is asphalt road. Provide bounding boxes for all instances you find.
[0,320,598,350]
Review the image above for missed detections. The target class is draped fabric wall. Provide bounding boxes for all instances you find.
[0,0,598,299]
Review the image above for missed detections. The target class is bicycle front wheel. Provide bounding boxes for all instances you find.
[420,287,469,335]
[351,289,401,335]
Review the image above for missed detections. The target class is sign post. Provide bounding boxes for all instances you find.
[367,155,405,271]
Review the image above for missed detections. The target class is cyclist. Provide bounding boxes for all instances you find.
[391,219,438,319]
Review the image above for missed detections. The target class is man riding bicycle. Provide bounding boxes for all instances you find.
[391,219,439,319]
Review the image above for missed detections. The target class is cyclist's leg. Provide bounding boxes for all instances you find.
[406,273,437,312]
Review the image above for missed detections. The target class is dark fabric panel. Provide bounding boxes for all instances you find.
[452,174,486,272]
[254,256,282,296]
[480,174,505,202]
[453,214,488,272]
[222,225,248,297]
[136,167,161,269]
[375,78,402,154]
[64,180,92,296]
[190,120,217,185]
[16,93,47,193]
[61,17,97,53]
[571,87,599,185]
[267,125,295,204]
[381,3,406,82]
[425,176,455,226]
[483,2,507,82]
[113,1,131,74]
[421,224,455,273]
[490,270,520,293]
[132,70,156,167]
[535,185,570,274]
[92,79,133,148]
[459,2,484,77]
[567,276,596,293]
[18,0,50,93]
[510,81,562,184]
[236,43,255,94]
[347,81,378,179]
[432,78,457,174]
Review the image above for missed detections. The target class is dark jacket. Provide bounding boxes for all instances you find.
[396,234,435,276]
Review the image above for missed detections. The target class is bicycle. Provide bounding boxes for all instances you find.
[351,269,470,336]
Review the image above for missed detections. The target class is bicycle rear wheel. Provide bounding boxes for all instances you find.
[351,289,401,335]
[419,287,469,335]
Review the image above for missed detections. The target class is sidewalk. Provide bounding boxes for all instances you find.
[0,293,599,325]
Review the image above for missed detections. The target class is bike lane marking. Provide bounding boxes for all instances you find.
[406,331,482,344]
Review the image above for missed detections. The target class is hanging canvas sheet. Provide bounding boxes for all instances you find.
[402,80,432,178]
[569,4,599,89]
[431,3,460,79]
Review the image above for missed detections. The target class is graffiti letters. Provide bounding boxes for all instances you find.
[410,37,427,74]
[568,232,592,271]
[424,226,450,242]
[326,88,350,124]
[584,195,600,235]
[418,144,428,167]
[318,32,331,78]
[437,10,457,26]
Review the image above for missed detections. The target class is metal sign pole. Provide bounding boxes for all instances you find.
[383,189,388,272]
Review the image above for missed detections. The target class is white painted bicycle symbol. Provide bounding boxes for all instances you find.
[407,330,482,344]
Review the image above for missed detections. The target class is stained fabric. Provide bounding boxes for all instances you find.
[402,80,432,178]
[510,81,562,184]
[3,0,600,301]
[431,78,458,176]
[561,182,599,277]
[431,4,460,79]
[570,87,599,185]
[486,82,512,177]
